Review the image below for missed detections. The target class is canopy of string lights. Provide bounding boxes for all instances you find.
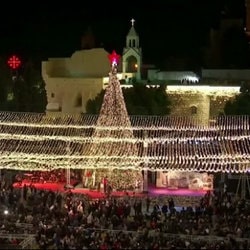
[0,112,249,173]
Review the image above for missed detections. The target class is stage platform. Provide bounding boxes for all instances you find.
[13,180,207,207]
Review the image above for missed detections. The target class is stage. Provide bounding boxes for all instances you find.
[13,179,207,207]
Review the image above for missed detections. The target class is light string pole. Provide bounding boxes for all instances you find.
[66,143,71,187]
[143,131,149,193]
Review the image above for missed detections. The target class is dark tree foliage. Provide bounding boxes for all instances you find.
[86,83,171,115]
[86,89,105,114]
[0,57,13,110]
[0,58,47,113]
[224,82,250,115]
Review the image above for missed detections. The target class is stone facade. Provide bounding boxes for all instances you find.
[166,85,240,123]
[42,48,110,114]
[168,93,211,125]
[42,20,141,115]
[42,21,241,118]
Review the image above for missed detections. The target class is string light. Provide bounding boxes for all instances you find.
[0,112,249,173]
[0,51,249,176]
[81,50,143,190]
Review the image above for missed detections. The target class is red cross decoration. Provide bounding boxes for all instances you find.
[108,50,120,66]
[7,55,21,69]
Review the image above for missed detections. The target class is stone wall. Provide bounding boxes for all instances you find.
[169,92,237,122]
[166,85,240,122]
[169,93,210,125]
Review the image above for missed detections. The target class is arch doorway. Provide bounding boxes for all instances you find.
[126,55,138,73]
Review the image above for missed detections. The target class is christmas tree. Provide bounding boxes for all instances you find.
[83,51,142,191]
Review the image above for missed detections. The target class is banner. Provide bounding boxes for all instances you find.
[156,171,213,190]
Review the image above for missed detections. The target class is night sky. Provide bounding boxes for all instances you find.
[0,0,245,67]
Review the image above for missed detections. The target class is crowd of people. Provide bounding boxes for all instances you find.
[14,170,78,185]
[0,173,250,249]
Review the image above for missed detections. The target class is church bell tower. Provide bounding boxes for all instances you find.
[122,19,142,81]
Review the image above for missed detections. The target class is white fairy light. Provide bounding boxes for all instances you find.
[0,56,250,176]
[0,112,249,173]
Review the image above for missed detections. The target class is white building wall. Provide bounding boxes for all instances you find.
[202,69,250,80]
[147,70,199,82]
[42,48,109,114]
[44,77,103,114]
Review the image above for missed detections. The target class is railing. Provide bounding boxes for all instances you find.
[19,236,37,249]
[67,227,250,243]
[0,223,35,235]
[163,233,250,243]
[0,233,35,239]
[0,233,36,249]
[14,223,34,229]
[0,228,249,249]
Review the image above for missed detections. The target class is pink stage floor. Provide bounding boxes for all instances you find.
[148,186,206,197]
[13,180,206,199]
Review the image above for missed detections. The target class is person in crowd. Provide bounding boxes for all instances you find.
[0,173,249,249]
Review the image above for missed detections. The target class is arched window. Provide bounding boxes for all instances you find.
[190,105,198,115]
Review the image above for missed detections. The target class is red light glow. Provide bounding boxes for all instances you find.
[7,55,21,69]
[108,50,120,66]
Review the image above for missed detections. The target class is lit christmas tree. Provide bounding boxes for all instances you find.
[83,50,142,191]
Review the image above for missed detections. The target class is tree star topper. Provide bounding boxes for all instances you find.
[108,50,120,66]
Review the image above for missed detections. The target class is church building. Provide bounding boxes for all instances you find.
[42,19,142,114]
[42,19,240,124]
[122,18,142,81]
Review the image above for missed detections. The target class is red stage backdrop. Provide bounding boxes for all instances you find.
[156,171,213,191]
